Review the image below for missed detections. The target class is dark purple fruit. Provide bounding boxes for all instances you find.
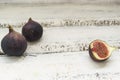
[89,40,115,62]
[1,25,27,56]
[22,18,43,42]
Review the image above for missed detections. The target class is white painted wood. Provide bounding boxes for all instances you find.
[0,0,119,4]
[0,4,120,80]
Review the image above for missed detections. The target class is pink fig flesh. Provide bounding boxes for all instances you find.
[89,40,112,61]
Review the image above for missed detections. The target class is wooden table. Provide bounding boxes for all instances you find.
[0,3,120,80]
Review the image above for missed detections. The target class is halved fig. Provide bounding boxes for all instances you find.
[89,39,116,61]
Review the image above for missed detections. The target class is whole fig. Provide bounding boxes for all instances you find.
[22,18,43,42]
[1,25,27,56]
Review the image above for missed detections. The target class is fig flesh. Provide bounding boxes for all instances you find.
[22,18,43,42]
[1,25,27,56]
[89,40,115,61]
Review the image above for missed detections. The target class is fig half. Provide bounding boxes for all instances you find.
[22,18,43,42]
[1,25,27,56]
[89,40,116,61]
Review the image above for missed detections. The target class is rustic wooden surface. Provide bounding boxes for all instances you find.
[0,3,120,80]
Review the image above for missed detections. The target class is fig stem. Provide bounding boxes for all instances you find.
[29,17,32,21]
[110,46,118,52]
[8,25,14,32]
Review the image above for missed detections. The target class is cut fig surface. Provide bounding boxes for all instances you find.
[89,40,115,61]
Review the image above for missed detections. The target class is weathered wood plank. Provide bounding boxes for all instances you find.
[0,26,120,54]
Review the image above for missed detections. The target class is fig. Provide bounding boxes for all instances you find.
[1,25,27,56]
[22,18,43,42]
[89,39,116,61]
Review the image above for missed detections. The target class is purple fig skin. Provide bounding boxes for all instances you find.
[22,18,43,42]
[1,26,27,56]
[89,45,108,62]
